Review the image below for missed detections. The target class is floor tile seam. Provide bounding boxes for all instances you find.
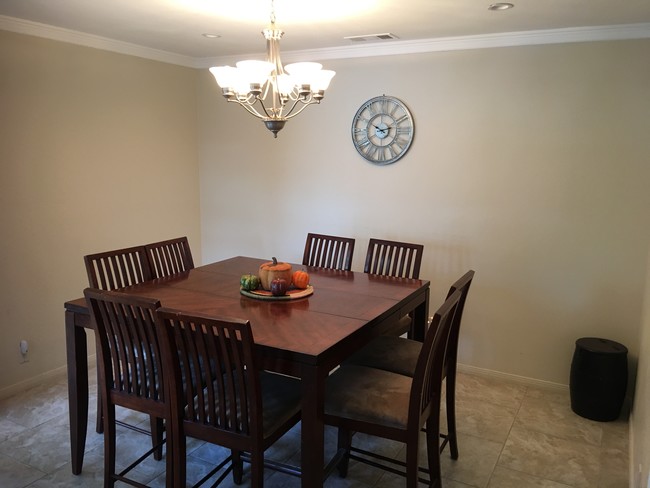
[491,465,578,488]
[0,449,49,478]
[497,423,604,488]
[6,449,74,478]
[0,416,36,432]
[508,417,604,449]
[486,385,528,487]
[513,386,608,448]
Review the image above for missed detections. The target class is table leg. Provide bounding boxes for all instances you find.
[300,364,325,487]
[65,310,88,475]
[412,287,430,342]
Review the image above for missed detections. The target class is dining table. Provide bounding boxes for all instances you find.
[64,256,430,487]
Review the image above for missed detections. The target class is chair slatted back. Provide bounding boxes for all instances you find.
[444,270,475,377]
[84,288,166,411]
[410,289,461,427]
[364,238,424,279]
[145,236,195,279]
[158,309,262,447]
[84,246,152,290]
[302,233,355,271]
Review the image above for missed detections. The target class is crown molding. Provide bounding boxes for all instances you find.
[203,23,650,67]
[0,15,199,67]
[2,15,649,69]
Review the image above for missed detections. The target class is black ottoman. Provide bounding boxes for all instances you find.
[570,337,628,421]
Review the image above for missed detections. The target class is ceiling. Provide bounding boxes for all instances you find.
[1,0,649,66]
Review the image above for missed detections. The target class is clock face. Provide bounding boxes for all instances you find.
[351,96,414,165]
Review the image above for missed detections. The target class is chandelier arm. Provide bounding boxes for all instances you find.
[253,97,275,119]
[283,99,321,120]
[229,100,268,120]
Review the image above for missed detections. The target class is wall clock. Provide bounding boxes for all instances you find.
[351,95,414,165]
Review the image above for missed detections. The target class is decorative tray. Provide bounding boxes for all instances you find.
[240,285,314,301]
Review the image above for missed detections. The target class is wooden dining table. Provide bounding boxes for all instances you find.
[64,256,430,487]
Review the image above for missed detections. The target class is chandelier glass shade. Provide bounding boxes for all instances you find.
[209,8,335,137]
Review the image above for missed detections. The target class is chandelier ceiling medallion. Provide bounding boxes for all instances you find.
[209,0,336,138]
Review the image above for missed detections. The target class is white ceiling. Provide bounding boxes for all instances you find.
[1,0,650,67]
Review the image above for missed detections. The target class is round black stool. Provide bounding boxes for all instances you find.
[570,337,628,421]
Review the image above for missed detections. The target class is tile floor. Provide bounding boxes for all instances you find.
[0,368,628,487]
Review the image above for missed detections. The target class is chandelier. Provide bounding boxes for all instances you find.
[209,1,336,138]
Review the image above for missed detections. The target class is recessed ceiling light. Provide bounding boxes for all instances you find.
[488,3,514,11]
[202,33,221,39]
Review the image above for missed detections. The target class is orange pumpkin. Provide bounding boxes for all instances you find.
[259,257,293,290]
[292,270,310,289]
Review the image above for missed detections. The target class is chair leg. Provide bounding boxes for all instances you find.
[250,448,264,488]
[405,436,419,488]
[426,418,442,488]
[96,390,104,434]
[337,427,352,477]
[103,403,117,488]
[446,376,459,460]
[150,416,164,460]
[95,342,104,434]
[164,432,174,488]
[170,421,186,488]
[231,450,243,485]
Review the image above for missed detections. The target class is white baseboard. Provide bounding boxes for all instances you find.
[458,362,569,392]
[1,356,568,401]
[0,354,97,401]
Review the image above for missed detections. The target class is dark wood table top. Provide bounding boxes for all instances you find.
[67,256,429,369]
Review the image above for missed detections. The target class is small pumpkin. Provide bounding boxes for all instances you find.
[259,257,293,290]
[240,274,260,291]
[292,270,310,289]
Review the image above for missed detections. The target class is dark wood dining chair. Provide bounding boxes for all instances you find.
[84,245,163,455]
[84,245,153,290]
[364,238,424,279]
[365,238,424,336]
[344,269,475,460]
[84,288,172,488]
[156,309,302,487]
[302,233,355,271]
[144,236,195,279]
[325,289,463,487]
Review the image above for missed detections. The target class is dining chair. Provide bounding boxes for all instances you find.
[84,245,153,290]
[302,233,356,271]
[156,309,302,487]
[364,238,423,279]
[365,238,424,336]
[84,288,172,488]
[144,236,195,279]
[325,289,462,487]
[344,269,475,459]
[84,245,163,455]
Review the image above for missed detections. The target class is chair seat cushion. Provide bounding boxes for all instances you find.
[382,314,413,337]
[325,364,412,430]
[259,371,302,438]
[345,335,420,377]
[187,371,301,439]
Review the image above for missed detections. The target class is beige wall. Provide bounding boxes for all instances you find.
[0,31,201,393]
[1,28,649,404]
[198,40,650,386]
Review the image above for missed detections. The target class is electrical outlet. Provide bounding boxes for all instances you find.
[19,339,29,363]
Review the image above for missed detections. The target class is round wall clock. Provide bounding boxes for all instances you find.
[351,95,414,165]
